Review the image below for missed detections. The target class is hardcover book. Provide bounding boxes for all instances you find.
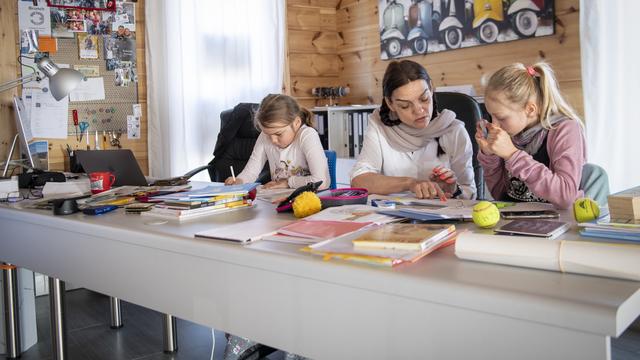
[352,223,455,250]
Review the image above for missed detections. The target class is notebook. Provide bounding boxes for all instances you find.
[494,219,570,239]
[76,149,148,186]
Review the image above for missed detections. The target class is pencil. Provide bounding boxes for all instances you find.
[230,166,236,182]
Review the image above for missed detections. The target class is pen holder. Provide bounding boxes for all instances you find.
[68,152,84,173]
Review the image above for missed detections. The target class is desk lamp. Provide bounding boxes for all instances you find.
[0,56,84,101]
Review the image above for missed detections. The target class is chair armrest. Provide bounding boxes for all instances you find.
[183,165,211,179]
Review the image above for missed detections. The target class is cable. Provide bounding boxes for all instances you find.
[210,328,216,360]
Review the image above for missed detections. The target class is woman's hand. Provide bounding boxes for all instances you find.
[263,179,289,189]
[409,179,446,200]
[476,122,518,160]
[430,166,457,196]
[224,177,243,185]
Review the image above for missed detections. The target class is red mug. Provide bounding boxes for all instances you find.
[89,171,116,194]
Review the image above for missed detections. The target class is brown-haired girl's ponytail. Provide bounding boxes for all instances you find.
[299,107,315,127]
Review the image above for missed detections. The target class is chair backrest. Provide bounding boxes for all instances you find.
[580,163,610,206]
[324,149,337,190]
[208,103,271,183]
[435,92,484,199]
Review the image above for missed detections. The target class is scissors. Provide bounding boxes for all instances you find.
[78,121,89,142]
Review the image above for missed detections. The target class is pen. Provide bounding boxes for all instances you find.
[230,166,236,182]
[95,130,100,150]
[102,130,107,149]
[86,129,90,150]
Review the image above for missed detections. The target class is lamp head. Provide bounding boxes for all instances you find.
[36,57,85,101]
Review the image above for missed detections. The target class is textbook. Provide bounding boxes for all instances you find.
[276,220,373,240]
[152,183,259,201]
[494,219,570,239]
[352,223,455,251]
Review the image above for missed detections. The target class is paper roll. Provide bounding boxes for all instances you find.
[455,233,640,281]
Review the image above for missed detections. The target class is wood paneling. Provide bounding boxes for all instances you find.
[285,0,583,117]
[0,0,148,174]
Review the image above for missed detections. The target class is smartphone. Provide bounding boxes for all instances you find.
[479,120,488,138]
[501,210,560,219]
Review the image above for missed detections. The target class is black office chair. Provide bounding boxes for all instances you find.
[435,92,485,199]
[184,103,271,183]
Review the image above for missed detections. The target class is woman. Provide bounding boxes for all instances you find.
[350,60,476,199]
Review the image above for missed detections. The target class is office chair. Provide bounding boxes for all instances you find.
[325,149,337,190]
[435,92,485,199]
[580,163,610,207]
[184,103,271,183]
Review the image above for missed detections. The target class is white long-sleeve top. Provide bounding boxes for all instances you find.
[350,117,476,199]
[237,125,331,189]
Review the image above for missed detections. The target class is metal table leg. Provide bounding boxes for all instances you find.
[109,297,123,329]
[48,277,67,360]
[2,263,21,359]
[162,314,178,353]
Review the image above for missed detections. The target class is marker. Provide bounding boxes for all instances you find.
[86,129,90,150]
[230,166,236,183]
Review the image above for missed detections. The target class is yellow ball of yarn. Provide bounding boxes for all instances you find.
[292,191,322,218]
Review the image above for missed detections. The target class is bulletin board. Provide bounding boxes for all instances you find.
[49,37,138,135]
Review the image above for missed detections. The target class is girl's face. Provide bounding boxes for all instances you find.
[262,117,302,149]
[485,92,538,136]
[385,79,433,129]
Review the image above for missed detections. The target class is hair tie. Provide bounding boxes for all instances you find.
[526,66,538,77]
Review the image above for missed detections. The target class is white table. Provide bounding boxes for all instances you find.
[1,200,639,360]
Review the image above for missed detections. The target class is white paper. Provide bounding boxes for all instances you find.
[127,115,140,139]
[42,179,91,197]
[132,103,142,117]
[19,90,34,142]
[29,89,69,139]
[69,77,105,102]
[18,0,51,36]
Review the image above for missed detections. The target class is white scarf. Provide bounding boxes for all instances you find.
[370,109,461,152]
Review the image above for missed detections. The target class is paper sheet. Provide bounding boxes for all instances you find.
[29,88,69,139]
[127,115,140,139]
[18,0,51,36]
[69,77,105,101]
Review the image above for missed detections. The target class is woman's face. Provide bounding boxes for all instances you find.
[386,79,433,129]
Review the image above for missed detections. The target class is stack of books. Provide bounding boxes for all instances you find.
[608,186,640,222]
[579,218,640,242]
[305,223,457,267]
[142,183,259,221]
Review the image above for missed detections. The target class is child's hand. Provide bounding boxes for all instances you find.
[484,123,518,160]
[263,179,289,189]
[409,179,446,201]
[430,166,457,196]
[224,177,243,185]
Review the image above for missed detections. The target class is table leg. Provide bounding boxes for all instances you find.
[109,297,123,329]
[162,314,178,353]
[48,277,67,360]
[2,263,21,359]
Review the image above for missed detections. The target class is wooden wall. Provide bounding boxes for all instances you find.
[0,0,148,174]
[286,0,583,116]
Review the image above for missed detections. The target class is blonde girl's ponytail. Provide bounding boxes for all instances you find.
[255,94,314,129]
[298,107,315,127]
[531,62,582,127]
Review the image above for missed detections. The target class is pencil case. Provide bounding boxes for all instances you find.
[276,187,368,213]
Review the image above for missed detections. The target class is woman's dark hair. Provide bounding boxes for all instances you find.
[379,60,438,126]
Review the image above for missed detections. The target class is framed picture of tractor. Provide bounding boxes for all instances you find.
[379,0,555,60]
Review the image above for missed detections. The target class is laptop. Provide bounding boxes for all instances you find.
[76,149,148,186]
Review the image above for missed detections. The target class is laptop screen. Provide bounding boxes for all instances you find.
[76,149,148,186]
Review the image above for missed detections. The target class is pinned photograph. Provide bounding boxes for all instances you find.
[78,33,99,59]
[85,10,113,34]
[20,29,39,54]
[47,0,116,11]
[65,8,86,32]
[50,8,74,38]
[103,34,116,59]
[111,2,135,31]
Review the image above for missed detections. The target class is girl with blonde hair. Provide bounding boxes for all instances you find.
[476,62,586,209]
